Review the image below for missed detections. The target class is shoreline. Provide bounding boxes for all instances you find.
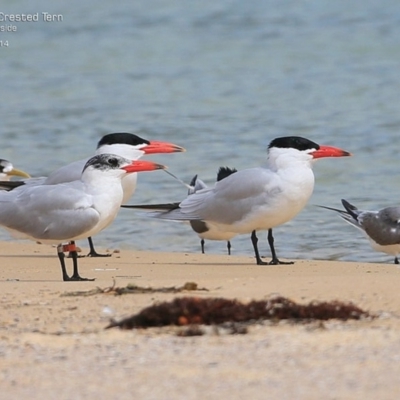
[1,240,400,399]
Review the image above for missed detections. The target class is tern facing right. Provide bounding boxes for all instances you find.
[319,199,400,264]
[0,159,30,181]
[0,154,165,281]
[0,133,184,257]
[123,136,351,265]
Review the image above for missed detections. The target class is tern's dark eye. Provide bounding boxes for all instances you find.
[108,157,119,167]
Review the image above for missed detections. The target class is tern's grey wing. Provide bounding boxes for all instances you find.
[360,207,400,246]
[44,159,88,185]
[0,183,99,241]
[178,168,280,224]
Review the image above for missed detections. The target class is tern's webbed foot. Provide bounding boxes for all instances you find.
[86,250,112,258]
[256,256,294,265]
[63,274,95,282]
[268,258,294,265]
[86,237,111,258]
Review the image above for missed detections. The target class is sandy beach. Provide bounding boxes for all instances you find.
[1,240,400,399]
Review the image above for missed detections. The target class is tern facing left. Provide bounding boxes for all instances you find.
[0,154,165,281]
[124,136,351,265]
[319,199,400,264]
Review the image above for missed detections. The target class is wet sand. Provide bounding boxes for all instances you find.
[1,241,400,399]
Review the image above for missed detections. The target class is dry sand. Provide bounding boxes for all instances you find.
[1,240,400,399]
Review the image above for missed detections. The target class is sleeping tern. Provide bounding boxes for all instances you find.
[123,136,351,265]
[319,199,400,264]
[0,133,185,257]
[0,159,30,180]
[0,154,165,281]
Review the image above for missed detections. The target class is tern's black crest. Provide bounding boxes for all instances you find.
[83,154,127,172]
[268,136,320,152]
[97,133,150,149]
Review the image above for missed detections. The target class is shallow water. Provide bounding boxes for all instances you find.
[1,0,400,263]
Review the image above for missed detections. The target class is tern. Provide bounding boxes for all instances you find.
[0,133,185,257]
[188,167,238,255]
[0,154,165,281]
[0,159,30,181]
[123,136,351,265]
[319,199,400,264]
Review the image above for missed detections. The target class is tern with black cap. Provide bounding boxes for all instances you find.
[0,133,185,257]
[123,136,351,265]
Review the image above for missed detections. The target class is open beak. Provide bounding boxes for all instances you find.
[312,145,352,159]
[122,160,167,173]
[7,168,31,178]
[143,141,186,154]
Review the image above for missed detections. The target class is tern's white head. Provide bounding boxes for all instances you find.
[82,153,166,178]
[95,132,185,161]
[267,136,351,171]
[0,159,30,181]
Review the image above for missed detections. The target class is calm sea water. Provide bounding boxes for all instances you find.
[1,0,400,263]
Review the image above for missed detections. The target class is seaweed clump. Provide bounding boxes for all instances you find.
[105,296,370,330]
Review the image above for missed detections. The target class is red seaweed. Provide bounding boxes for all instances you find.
[106,296,370,330]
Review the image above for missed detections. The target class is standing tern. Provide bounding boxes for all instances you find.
[188,167,238,255]
[123,136,351,264]
[319,199,400,264]
[0,133,185,257]
[0,154,166,281]
[0,159,30,180]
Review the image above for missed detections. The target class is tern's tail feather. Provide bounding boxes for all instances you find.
[0,181,25,191]
[122,203,201,221]
[121,202,180,211]
[0,177,46,191]
[317,200,363,230]
[147,209,200,221]
[341,199,360,220]
[316,204,348,216]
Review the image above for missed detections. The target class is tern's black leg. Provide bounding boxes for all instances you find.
[251,230,269,265]
[251,230,294,265]
[70,241,95,281]
[227,241,231,255]
[201,239,205,254]
[86,237,111,258]
[267,229,294,265]
[57,245,71,281]
[395,257,399,265]
[57,242,95,281]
